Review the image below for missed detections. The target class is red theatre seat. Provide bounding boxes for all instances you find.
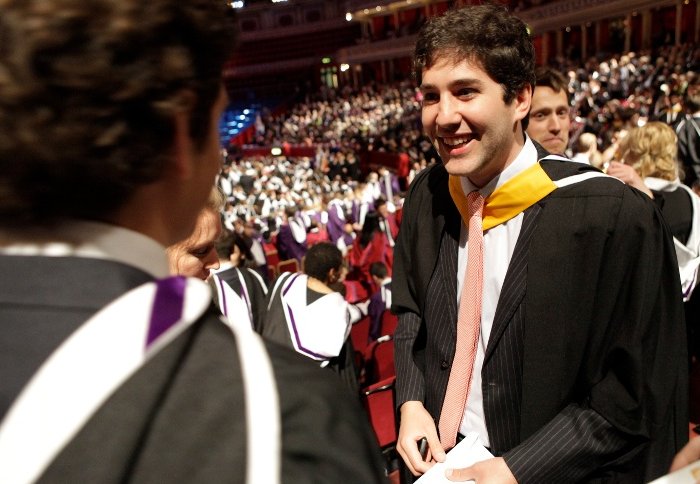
[363,335,395,387]
[362,376,398,449]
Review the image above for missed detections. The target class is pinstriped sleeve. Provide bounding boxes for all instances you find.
[503,405,629,482]
[394,311,424,409]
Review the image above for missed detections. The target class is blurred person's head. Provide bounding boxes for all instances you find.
[618,122,680,181]
[527,67,571,154]
[359,211,383,247]
[684,76,700,113]
[215,230,253,267]
[0,0,236,244]
[369,261,389,284]
[167,188,224,280]
[303,242,343,285]
[375,197,389,218]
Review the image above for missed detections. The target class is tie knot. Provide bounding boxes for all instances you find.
[467,191,484,217]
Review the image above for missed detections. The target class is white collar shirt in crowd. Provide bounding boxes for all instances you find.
[456,136,538,447]
[0,220,169,279]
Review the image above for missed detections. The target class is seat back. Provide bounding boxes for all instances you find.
[380,310,398,336]
[276,258,299,274]
[361,376,397,449]
[363,335,395,386]
[350,315,371,355]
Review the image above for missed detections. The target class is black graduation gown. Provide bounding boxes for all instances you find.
[0,255,387,483]
[391,156,687,483]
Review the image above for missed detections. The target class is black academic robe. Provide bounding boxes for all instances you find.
[212,265,268,334]
[262,273,360,396]
[0,255,386,483]
[392,154,687,483]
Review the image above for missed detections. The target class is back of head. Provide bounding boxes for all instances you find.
[303,242,342,282]
[369,261,388,280]
[360,211,382,247]
[619,121,679,180]
[0,0,236,227]
[413,4,535,125]
[574,132,597,154]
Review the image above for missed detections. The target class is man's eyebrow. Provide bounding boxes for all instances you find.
[420,78,483,91]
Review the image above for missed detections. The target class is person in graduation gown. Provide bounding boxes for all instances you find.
[392,5,686,483]
[210,229,269,334]
[0,2,387,482]
[275,204,308,264]
[263,242,360,396]
[349,211,393,294]
[606,121,700,367]
[675,78,700,187]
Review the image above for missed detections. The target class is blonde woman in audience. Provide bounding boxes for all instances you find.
[608,121,700,361]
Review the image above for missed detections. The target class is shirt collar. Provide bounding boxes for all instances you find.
[0,220,169,278]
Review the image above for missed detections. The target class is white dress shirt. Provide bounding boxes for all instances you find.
[456,137,539,447]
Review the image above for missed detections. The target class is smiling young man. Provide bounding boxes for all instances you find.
[392,5,687,483]
[525,67,572,156]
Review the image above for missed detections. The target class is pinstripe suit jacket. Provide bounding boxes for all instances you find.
[392,151,687,483]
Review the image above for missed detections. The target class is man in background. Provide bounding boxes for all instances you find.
[526,67,572,156]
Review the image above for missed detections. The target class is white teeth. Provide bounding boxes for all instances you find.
[442,136,472,146]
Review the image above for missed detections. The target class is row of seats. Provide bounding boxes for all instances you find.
[352,311,401,481]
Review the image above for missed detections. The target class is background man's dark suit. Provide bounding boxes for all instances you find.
[392,153,687,482]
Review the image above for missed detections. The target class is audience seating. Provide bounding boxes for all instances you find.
[361,376,401,481]
[363,335,395,387]
[350,315,371,356]
[380,310,398,336]
[277,258,299,274]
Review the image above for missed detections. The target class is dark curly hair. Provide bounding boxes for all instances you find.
[0,0,236,226]
[304,242,343,282]
[413,4,535,127]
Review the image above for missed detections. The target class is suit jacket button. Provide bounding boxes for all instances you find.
[440,360,449,369]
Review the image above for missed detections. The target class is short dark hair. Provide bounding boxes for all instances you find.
[303,242,343,282]
[369,261,388,280]
[534,67,570,102]
[0,0,237,226]
[413,4,535,106]
[216,229,253,261]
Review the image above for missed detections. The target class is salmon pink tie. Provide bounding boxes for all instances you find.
[438,190,484,450]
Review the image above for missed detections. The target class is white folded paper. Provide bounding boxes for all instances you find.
[648,461,700,484]
[415,432,493,484]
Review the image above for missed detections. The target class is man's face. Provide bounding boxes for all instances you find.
[168,209,222,280]
[527,86,570,155]
[420,57,530,188]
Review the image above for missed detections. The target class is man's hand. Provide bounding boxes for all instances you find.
[606,161,653,198]
[445,457,517,483]
[670,437,700,472]
[396,401,446,476]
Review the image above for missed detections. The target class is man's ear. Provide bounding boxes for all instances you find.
[514,83,533,123]
[328,267,338,283]
[170,90,197,181]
